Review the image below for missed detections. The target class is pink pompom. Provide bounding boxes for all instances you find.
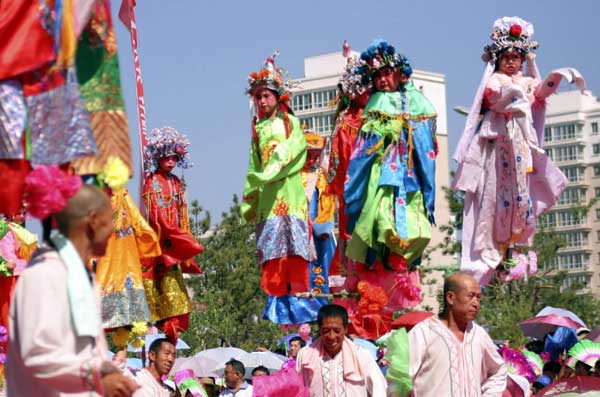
[528,252,538,276]
[24,165,82,220]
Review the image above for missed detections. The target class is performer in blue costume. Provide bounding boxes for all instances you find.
[263,131,336,324]
[345,39,437,270]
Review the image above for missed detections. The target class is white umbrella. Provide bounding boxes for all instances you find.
[536,307,587,329]
[169,355,219,377]
[195,347,246,368]
[127,333,190,352]
[214,351,287,378]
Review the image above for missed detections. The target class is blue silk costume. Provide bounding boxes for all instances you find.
[344,82,437,267]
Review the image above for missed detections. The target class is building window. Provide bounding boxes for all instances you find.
[553,145,581,162]
[557,211,583,226]
[537,213,556,229]
[313,114,335,133]
[593,122,599,134]
[544,127,553,142]
[596,208,600,220]
[291,93,313,112]
[597,230,600,241]
[557,188,585,205]
[594,165,600,176]
[554,124,577,141]
[560,167,583,182]
[299,117,313,129]
[594,144,600,155]
[559,231,588,248]
[313,89,336,109]
[562,274,590,289]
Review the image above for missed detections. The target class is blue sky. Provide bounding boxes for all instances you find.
[110,0,600,221]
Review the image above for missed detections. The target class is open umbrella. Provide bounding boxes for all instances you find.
[352,338,378,360]
[537,376,600,396]
[520,315,584,340]
[195,347,246,368]
[169,355,219,377]
[391,311,434,332]
[536,307,587,330]
[214,351,287,378]
[127,333,191,352]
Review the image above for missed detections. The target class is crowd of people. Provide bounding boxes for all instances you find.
[0,2,594,396]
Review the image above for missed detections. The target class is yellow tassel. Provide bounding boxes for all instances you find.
[57,0,77,68]
[407,123,415,169]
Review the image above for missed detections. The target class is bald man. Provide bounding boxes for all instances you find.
[7,185,139,397]
[389,272,506,397]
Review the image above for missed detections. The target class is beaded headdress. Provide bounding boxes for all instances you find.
[360,39,412,80]
[144,127,192,172]
[338,41,372,98]
[246,51,295,102]
[482,17,539,62]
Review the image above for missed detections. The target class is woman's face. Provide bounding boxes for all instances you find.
[498,51,523,76]
[254,88,279,119]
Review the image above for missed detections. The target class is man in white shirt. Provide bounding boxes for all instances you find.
[133,338,176,397]
[219,359,253,397]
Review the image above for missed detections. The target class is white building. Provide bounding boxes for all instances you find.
[291,52,454,311]
[541,88,600,294]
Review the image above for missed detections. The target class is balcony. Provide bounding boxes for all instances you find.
[543,136,584,147]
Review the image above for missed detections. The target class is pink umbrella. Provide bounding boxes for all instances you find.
[520,314,585,340]
[537,376,600,396]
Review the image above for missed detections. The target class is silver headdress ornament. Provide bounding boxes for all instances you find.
[338,41,372,98]
[245,51,297,98]
[482,17,539,62]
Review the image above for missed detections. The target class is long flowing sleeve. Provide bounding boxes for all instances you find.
[242,137,261,224]
[480,331,507,397]
[411,117,437,223]
[245,115,307,187]
[313,173,336,236]
[9,259,105,394]
[125,190,161,261]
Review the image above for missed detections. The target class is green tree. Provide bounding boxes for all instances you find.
[181,195,284,354]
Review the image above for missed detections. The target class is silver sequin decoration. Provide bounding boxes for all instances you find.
[26,70,97,165]
[0,79,27,159]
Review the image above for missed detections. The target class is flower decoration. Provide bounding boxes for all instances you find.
[499,345,536,383]
[99,156,130,192]
[360,39,412,80]
[144,127,193,173]
[246,51,296,101]
[483,17,538,62]
[509,24,522,39]
[24,165,82,220]
[339,55,372,99]
[112,327,131,348]
[0,325,7,344]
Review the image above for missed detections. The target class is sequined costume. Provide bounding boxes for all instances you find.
[242,112,311,298]
[263,133,336,324]
[72,0,133,176]
[94,189,160,329]
[142,171,200,322]
[0,1,96,216]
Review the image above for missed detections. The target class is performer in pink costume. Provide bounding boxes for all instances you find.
[453,16,586,284]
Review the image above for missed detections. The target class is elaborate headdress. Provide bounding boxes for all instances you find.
[338,42,372,98]
[360,39,412,80]
[246,51,295,102]
[144,127,192,172]
[483,17,539,62]
[304,131,326,151]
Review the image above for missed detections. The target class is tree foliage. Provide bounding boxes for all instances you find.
[181,196,284,354]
